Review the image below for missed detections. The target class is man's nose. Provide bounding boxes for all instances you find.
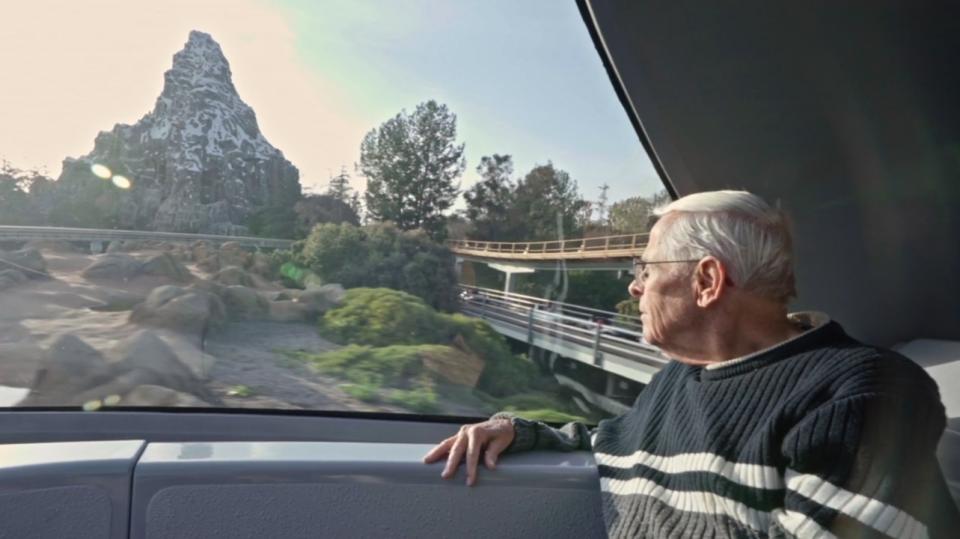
[628,278,643,298]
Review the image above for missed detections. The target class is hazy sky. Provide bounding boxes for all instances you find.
[0,0,663,206]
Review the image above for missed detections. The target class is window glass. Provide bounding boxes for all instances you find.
[0,0,666,422]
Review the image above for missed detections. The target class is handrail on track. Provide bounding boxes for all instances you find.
[448,233,648,260]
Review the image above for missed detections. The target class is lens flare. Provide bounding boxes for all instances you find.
[112,175,132,189]
[82,399,103,412]
[91,163,112,179]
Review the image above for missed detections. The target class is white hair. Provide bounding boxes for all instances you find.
[652,190,797,303]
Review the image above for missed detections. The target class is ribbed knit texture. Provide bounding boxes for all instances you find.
[499,321,960,538]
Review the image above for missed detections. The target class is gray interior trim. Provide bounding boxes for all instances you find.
[132,441,604,539]
[0,439,145,539]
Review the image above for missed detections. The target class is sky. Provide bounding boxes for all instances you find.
[0,0,664,208]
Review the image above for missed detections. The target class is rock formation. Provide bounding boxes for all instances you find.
[41,30,300,234]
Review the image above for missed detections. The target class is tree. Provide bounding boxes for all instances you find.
[596,183,610,228]
[294,194,361,233]
[608,189,671,233]
[359,100,466,240]
[463,154,515,240]
[299,223,459,311]
[0,160,51,225]
[327,166,353,202]
[246,204,299,239]
[508,162,586,241]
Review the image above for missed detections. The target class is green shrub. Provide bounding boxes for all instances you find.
[387,388,440,414]
[299,223,458,310]
[294,344,433,386]
[319,289,443,347]
[342,383,381,403]
[319,288,539,397]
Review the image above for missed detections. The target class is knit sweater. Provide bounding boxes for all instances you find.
[497,320,960,538]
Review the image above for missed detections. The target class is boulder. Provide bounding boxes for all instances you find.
[23,240,80,253]
[0,341,46,389]
[163,243,192,262]
[120,384,208,407]
[107,330,210,398]
[295,284,346,315]
[0,248,48,278]
[30,334,110,394]
[106,240,123,253]
[191,240,217,263]
[420,344,486,388]
[220,285,269,320]
[88,287,146,312]
[212,266,258,288]
[19,331,216,407]
[0,269,28,291]
[267,300,314,322]
[141,252,193,282]
[249,252,273,277]
[130,285,225,338]
[218,241,250,269]
[119,240,150,251]
[188,278,226,297]
[81,253,142,281]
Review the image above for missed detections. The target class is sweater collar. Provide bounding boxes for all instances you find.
[699,312,843,381]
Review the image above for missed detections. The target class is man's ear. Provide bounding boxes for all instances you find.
[693,256,727,307]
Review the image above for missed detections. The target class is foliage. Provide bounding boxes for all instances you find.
[463,154,515,240]
[360,100,465,240]
[0,163,41,225]
[246,204,299,239]
[615,297,641,330]
[318,288,539,397]
[563,271,635,312]
[319,290,441,347]
[616,297,640,318]
[291,343,441,413]
[300,223,458,311]
[507,162,586,241]
[294,194,360,232]
[608,190,671,233]
[293,344,429,386]
[326,166,353,202]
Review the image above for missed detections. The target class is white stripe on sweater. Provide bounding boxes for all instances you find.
[599,476,771,531]
[595,449,783,490]
[594,451,927,538]
[785,471,928,539]
[771,509,837,538]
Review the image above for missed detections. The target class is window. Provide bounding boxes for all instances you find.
[0,0,666,423]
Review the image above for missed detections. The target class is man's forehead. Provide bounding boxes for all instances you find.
[645,214,673,257]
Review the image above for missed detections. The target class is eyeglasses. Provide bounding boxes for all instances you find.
[632,257,702,284]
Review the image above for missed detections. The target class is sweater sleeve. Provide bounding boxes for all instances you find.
[491,412,595,453]
[768,391,960,539]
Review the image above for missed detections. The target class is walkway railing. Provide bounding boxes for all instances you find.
[448,233,648,261]
[0,225,294,250]
[458,285,667,385]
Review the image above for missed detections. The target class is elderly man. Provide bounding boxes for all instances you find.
[424,191,959,538]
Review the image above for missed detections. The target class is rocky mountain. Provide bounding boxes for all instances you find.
[44,31,300,234]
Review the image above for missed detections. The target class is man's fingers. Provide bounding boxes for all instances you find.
[422,435,457,463]
[484,436,511,470]
[441,434,468,479]
[465,428,481,486]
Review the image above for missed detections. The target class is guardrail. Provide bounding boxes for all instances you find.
[0,225,294,250]
[448,233,648,261]
[458,286,667,384]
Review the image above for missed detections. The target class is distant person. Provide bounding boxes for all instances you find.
[425,190,959,538]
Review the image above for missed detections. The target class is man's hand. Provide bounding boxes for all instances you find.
[422,418,515,486]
